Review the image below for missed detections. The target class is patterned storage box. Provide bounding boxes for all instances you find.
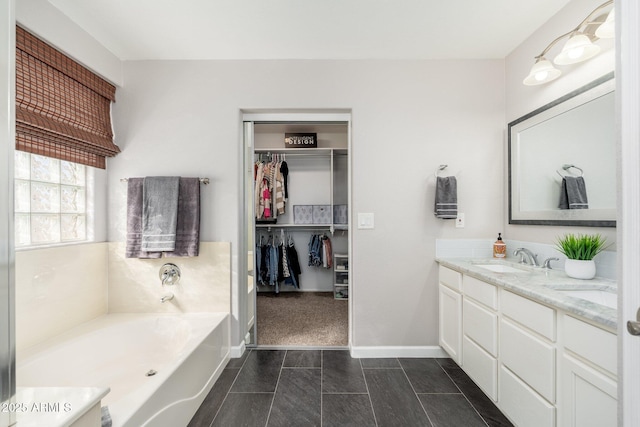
[333,205,348,224]
[312,205,332,224]
[293,205,313,224]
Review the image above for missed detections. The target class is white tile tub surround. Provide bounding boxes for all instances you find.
[436,239,616,280]
[107,242,231,313]
[15,243,109,354]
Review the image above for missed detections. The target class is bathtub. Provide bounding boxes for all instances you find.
[17,312,230,427]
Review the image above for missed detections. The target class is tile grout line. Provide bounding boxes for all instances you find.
[263,349,287,427]
[359,357,379,427]
[320,350,323,427]
[398,359,436,427]
[208,349,253,427]
[435,359,491,427]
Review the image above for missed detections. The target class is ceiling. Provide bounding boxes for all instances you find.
[48,0,571,61]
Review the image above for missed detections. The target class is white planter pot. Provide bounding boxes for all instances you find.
[564,259,596,280]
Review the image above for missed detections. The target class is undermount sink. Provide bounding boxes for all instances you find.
[558,289,617,309]
[473,264,529,274]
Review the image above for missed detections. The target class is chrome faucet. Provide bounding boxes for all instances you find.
[160,293,174,303]
[542,257,559,269]
[513,248,539,267]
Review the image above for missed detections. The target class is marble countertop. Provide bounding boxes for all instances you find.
[436,257,617,331]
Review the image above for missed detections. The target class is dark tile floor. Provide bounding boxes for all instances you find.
[188,350,514,427]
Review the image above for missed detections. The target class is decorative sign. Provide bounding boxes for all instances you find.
[284,133,317,148]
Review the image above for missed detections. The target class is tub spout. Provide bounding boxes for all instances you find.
[160,293,174,303]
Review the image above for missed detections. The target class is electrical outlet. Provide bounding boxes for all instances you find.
[456,213,465,228]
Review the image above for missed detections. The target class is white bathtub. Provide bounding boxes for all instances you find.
[17,312,230,427]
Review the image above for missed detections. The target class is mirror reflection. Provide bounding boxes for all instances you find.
[509,73,616,227]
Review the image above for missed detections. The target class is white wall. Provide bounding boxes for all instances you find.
[108,59,505,349]
[504,0,616,246]
[16,0,122,86]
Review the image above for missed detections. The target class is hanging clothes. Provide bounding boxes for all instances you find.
[255,232,302,293]
[254,154,288,220]
[308,234,331,269]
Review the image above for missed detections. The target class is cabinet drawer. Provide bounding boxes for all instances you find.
[501,318,556,403]
[463,336,497,401]
[502,290,556,341]
[463,275,497,310]
[500,365,556,427]
[439,266,462,291]
[463,298,498,356]
[563,315,616,375]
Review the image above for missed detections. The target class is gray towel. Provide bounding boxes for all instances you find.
[142,176,180,252]
[559,176,588,209]
[434,176,458,219]
[125,178,161,258]
[165,178,201,257]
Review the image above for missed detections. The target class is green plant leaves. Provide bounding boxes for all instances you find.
[554,233,609,260]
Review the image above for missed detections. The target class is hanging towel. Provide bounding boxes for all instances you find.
[165,178,201,257]
[434,176,458,219]
[142,176,180,252]
[125,178,161,258]
[559,176,589,209]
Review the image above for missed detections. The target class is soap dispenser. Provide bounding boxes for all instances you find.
[493,233,506,258]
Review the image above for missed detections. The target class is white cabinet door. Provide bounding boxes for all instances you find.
[561,353,617,427]
[439,283,462,364]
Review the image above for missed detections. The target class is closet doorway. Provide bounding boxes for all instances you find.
[242,112,351,349]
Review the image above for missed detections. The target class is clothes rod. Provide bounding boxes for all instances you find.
[120,177,210,184]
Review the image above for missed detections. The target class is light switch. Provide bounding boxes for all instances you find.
[358,213,374,229]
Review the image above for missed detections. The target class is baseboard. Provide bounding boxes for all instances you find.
[350,345,449,359]
[230,341,246,358]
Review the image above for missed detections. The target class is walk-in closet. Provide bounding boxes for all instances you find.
[244,115,350,348]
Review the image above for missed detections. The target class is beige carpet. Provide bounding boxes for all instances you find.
[257,292,348,346]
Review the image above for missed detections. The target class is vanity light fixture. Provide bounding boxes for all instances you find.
[523,0,613,86]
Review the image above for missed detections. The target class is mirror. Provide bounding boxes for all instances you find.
[508,72,616,227]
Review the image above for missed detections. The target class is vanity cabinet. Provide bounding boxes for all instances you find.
[438,266,462,364]
[437,264,618,427]
[499,291,556,426]
[462,275,498,400]
[560,315,617,427]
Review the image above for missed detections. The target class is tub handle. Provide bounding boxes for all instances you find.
[159,263,181,286]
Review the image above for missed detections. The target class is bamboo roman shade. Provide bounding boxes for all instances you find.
[15,26,119,169]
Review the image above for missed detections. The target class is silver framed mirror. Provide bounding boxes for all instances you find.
[508,72,616,227]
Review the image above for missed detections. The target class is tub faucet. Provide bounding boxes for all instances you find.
[513,248,539,267]
[160,293,174,303]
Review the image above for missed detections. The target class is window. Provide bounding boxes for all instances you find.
[14,152,92,248]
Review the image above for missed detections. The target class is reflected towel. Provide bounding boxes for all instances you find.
[165,178,201,257]
[559,176,589,209]
[142,176,180,252]
[101,406,112,427]
[125,178,161,258]
[434,176,458,219]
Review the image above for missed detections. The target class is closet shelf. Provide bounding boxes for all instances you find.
[256,223,348,232]
[255,147,348,156]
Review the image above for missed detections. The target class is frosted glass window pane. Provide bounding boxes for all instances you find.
[14,179,30,213]
[31,182,60,213]
[61,161,85,185]
[15,151,30,179]
[61,214,86,241]
[31,214,60,244]
[15,214,31,247]
[15,153,90,247]
[31,154,60,183]
[61,186,85,213]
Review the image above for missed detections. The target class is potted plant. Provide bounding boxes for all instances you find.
[555,233,610,279]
